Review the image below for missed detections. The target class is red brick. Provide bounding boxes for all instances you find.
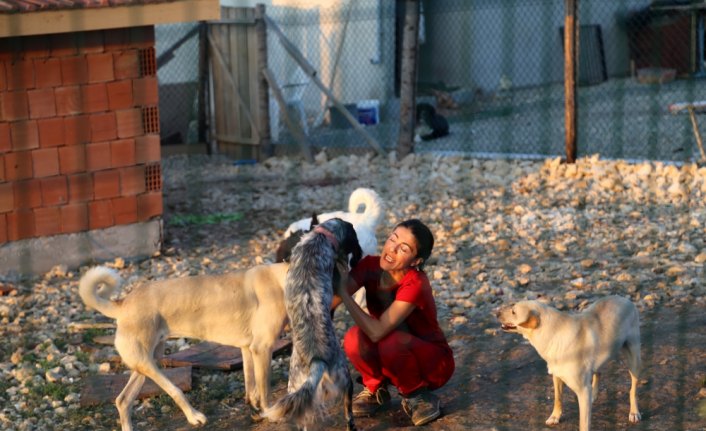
[1,90,29,121]
[0,39,21,62]
[60,203,88,233]
[103,29,131,52]
[5,59,35,90]
[64,115,91,145]
[0,155,4,181]
[41,176,68,206]
[77,31,105,55]
[0,123,10,153]
[32,147,60,178]
[135,135,160,163]
[55,86,82,116]
[137,191,162,220]
[34,58,62,88]
[68,173,93,203]
[88,199,114,229]
[13,179,42,209]
[22,36,50,59]
[111,139,135,168]
[132,77,158,106]
[0,214,7,243]
[113,50,140,79]
[27,88,56,119]
[106,80,133,110]
[7,210,35,241]
[0,60,6,91]
[4,151,33,180]
[87,52,114,83]
[112,195,137,225]
[59,144,87,174]
[115,108,143,139]
[81,83,108,113]
[50,33,78,57]
[90,112,117,142]
[37,117,65,148]
[130,27,156,49]
[10,120,39,151]
[86,142,111,171]
[93,169,120,199]
[0,182,14,213]
[34,206,61,237]
[61,56,88,85]
[120,165,146,196]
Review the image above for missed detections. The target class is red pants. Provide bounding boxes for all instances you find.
[343,326,455,396]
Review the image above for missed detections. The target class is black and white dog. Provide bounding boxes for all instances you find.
[415,102,449,142]
[265,218,362,431]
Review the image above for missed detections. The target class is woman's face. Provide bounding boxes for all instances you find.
[380,226,422,273]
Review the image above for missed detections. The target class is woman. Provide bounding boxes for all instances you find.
[334,219,455,427]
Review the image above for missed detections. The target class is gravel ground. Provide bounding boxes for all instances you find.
[2,151,706,431]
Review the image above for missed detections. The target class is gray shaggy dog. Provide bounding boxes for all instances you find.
[265,218,362,431]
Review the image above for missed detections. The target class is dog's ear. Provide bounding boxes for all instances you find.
[519,310,540,330]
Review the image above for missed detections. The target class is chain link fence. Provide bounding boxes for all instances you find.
[157,0,706,163]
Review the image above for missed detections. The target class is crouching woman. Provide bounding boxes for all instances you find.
[334,219,455,426]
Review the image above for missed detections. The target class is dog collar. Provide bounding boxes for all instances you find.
[314,226,339,251]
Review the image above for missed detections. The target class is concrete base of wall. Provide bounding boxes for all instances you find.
[0,220,163,279]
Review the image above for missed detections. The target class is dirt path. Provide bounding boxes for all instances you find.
[153,304,706,431]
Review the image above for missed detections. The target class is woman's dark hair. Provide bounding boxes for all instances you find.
[396,219,434,270]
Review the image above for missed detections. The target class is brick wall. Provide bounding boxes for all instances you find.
[0,26,162,243]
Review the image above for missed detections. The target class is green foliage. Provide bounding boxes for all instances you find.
[168,212,244,226]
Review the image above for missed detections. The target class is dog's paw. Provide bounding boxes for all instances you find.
[545,414,561,426]
[250,405,265,422]
[187,410,207,426]
[629,411,642,423]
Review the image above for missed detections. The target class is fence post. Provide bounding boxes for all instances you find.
[564,0,578,163]
[198,21,209,151]
[255,4,272,159]
[396,0,420,158]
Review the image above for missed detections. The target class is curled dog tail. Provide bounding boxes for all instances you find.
[78,266,123,320]
[264,360,326,425]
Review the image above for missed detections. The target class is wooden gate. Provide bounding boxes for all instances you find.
[208,6,269,159]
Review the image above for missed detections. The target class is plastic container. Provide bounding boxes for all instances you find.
[357,99,380,125]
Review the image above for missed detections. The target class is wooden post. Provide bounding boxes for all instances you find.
[255,4,272,158]
[198,21,209,150]
[396,0,420,158]
[564,0,578,163]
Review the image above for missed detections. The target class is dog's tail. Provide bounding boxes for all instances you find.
[263,360,326,425]
[348,187,384,229]
[78,266,123,320]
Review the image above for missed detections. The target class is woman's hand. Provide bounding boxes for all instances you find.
[334,258,350,296]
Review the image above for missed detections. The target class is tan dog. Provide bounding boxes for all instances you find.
[496,295,641,431]
[78,263,290,431]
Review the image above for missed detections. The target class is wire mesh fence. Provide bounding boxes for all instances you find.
[152,0,706,163]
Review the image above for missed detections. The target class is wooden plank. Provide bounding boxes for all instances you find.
[0,0,220,38]
[80,366,192,407]
[161,338,292,371]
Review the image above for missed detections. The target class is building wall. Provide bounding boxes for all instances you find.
[0,26,163,245]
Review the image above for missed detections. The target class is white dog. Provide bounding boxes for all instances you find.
[496,296,641,431]
[78,263,290,431]
[283,187,384,258]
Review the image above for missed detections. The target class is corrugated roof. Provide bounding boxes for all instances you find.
[0,0,178,14]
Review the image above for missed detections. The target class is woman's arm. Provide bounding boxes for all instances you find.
[336,275,416,343]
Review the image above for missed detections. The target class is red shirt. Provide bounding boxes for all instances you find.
[351,255,449,347]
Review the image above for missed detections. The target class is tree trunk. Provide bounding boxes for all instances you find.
[396,0,420,158]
